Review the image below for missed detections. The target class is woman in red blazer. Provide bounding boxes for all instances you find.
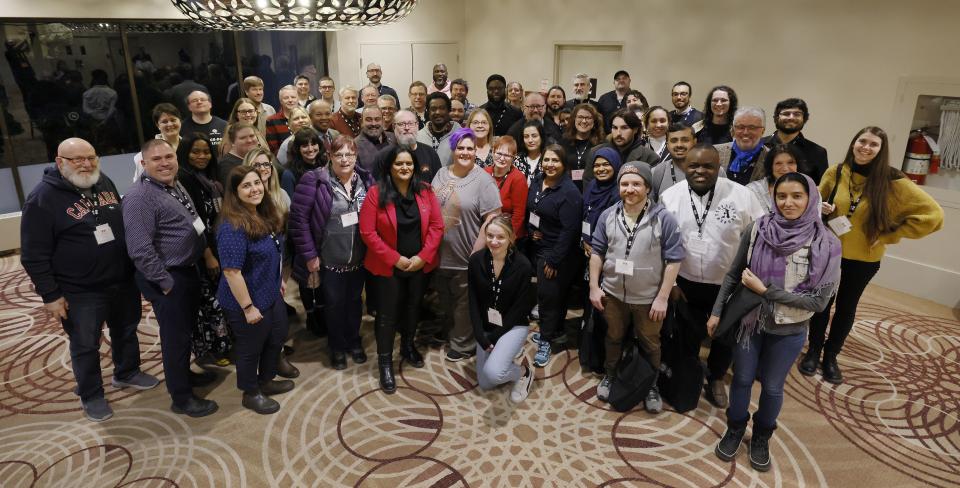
[484,135,528,238]
[360,145,444,393]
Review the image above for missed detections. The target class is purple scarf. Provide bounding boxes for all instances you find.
[739,174,842,338]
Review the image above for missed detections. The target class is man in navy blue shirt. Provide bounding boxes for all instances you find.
[597,70,632,132]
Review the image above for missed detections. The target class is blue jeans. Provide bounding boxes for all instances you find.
[475,326,528,390]
[727,330,806,430]
[61,282,142,402]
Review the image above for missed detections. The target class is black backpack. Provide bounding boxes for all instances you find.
[608,339,657,412]
[658,302,705,413]
[578,308,607,375]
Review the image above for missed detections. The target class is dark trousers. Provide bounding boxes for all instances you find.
[135,267,200,405]
[727,330,806,430]
[298,282,323,313]
[808,258,881,356]
[61,282,142,402]
[374,271,426,355]
[536,254,581,343]
[322,268,365,353]
[676,276,732,382]
[224,298,288,392]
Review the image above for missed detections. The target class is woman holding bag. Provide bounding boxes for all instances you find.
[360,146,444,393]
[708,172,842,472]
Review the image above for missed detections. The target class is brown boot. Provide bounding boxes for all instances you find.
[277,355,300,378]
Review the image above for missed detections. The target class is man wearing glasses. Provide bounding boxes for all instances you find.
[21,138,159,422]
[180,90,228,151]
[506,92,563,147]
[715,107,769,185]
[373,110,442,181]
[763,98,829,183]
[363,63,399,109]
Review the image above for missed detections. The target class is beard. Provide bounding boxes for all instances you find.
[396,133,417,147]
[775,120,804,134]
[61,164,100,189]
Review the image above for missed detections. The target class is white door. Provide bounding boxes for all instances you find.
[359,43,412,105]
[555,44,623,100]
[411,42,459,91]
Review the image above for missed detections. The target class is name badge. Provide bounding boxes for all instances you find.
[192,216,206,236]
[529,212,541,228]
[487,308,503,326]
[582,221,591,235]
[341,211,359,227]
[571,169,584,181]
[827,216,852,236]
[615,258,634,276]
[687,236,709,255]
[94,223,115,245]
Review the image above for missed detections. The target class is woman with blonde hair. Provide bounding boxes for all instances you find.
[243,147,290,211]
[466,108,495,167]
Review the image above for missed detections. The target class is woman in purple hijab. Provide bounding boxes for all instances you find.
[707,172,841,472]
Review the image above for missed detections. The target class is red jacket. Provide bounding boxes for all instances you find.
[359,183,444,277]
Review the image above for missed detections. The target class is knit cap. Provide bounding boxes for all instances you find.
[618,161,653,188]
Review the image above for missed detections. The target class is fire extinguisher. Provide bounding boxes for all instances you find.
[902,129,932,185]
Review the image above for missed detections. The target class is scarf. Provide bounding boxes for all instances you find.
[582,147,623,231]
[728,140,764,174]
[741,173,842,337]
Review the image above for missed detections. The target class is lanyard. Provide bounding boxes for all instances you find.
[488,254,504,309]
[670,162,679,184]
[493,171,509,190]
[575,141,588,168]
[144,176,196,216]
[618,202,647,256]
[342,110,360,135]
[688,188,714,238]
[533,180,554,209]
[847,176,864,216]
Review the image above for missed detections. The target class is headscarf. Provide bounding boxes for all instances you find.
[741,173,842,335]
[582,147,623,233]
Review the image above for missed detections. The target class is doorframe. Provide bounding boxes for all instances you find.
[553,42,624,86]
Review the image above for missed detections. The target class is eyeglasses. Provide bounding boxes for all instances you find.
[59,155,98,164]
[238,109,256,115]
[575,115,593,121]
[332,153,356,160]
[471,120,490,126]
[253,162,273,169]
[395,121,417,128]
[711,98,729,104]
[778,110,804,118]
[733,125,763,132]
[525,104,545,110]
[494,152,515,160]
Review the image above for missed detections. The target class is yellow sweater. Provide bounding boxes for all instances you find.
[819,164,944,262]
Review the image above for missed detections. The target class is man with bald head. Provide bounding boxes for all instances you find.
[427,63,451,96]
[372,109,442,181]
[21,138,158,422]
[355,106,396,173]
[179,90,227,150]
[308,99,341,150]
[506,91,563,146]
[123,139,219,418]
[364,63,399,108]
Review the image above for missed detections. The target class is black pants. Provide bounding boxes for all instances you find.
[322,268,365,353]
[374,271,426,355]
[808,258,881,356]
[61,282,142,402]
[224,297,288,392]
[676,276,732,382]
[298,282,323,313]
[135,266,201,406]
[536,254,581,343]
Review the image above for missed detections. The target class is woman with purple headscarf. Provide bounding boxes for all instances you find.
[707,172,841,472]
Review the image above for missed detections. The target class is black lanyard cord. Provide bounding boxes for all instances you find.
[688,188,714,238]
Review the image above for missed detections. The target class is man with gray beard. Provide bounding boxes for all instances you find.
[373,109,442,180]
[354,106,396,173]
[21,138,158,423]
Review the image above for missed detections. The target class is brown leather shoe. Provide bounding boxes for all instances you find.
[708,380,729,408]
[277,356,300,378]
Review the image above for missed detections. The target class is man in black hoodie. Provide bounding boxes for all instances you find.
[480,74,522,137]
[582,108,661,183]
[21,137,158,422]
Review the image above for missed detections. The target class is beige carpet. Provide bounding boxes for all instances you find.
[0,255,957,487]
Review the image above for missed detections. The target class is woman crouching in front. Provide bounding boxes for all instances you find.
[217,166,294,415]
[708,172,841,471]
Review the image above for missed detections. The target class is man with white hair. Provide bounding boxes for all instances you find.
[358,85,380,113]
[330,85,361,138]
[715,106,769,185]
[21,138,159,422]
[372,109,442,181]
[377,94,398,132]
[564,73,600,111]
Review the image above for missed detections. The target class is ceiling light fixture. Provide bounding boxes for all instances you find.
[171,0,419,31]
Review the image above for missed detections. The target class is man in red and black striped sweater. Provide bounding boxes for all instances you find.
[265,85,299,155]
[330,86,361,139]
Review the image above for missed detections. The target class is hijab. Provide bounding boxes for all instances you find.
[582,147,623,231]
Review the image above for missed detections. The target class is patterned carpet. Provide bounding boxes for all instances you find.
[0,254,957,487]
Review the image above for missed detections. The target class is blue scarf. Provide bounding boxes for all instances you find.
[729,141,764,174]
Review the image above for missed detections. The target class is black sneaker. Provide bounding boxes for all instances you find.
[749,433,772,471]
[822,354,843,384]
[445,349,474,362]
[714,426,746,462]
[171,396,219,418]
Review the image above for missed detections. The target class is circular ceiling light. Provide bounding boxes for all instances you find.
[62,22,212,34]
[171,0,419,31]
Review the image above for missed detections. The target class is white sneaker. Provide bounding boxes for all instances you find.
[510,365,534,404]
[596,375,612,402]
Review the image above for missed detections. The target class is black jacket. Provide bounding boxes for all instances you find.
[480,100,523,136]
[597,90,627,131]
[763,132,829,184]
[583,138,660,183]
[468,249,535,349]
[526,173,583,268]
[21,167,133,302]
[507,116,563,148]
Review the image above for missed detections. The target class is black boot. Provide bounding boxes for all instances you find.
[400,340,425,368]
[798,346,821,376]
[306,310,327,338]
[715,420,747,461]
[242,390,280,415]
[378,354,396,394]
[277,355,300,378]
[749,425,775,472]
[821,353,843,384]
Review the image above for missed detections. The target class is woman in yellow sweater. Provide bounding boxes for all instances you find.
[798,126,943,384]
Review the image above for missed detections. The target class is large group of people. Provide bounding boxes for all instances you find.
[20,64,944,473]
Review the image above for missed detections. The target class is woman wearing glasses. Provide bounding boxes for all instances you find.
[484,136,527,237]
[561,103,605,192]
[290,136,375,370]
[467,109,495,168]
